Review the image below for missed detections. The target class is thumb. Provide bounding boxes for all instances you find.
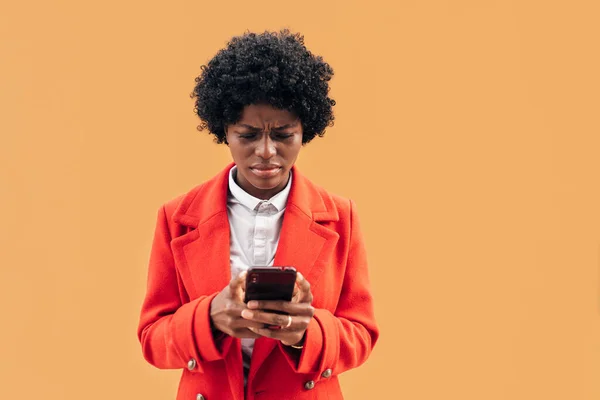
[228,270,247,297]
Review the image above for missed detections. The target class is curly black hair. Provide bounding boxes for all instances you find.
[191,29,336,144]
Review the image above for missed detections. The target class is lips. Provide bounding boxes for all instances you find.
[250,165,282,178]
[251,164,282,170]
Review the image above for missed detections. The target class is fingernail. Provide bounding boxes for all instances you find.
[241,310,253,319]
[248,301,258,309]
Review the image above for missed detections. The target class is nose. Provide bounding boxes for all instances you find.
[255,134,276,160]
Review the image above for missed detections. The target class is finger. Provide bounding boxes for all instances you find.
[230,317,268,331]
[290,272,304,302]
[297,272,309,293]
[248,327,279,338]
[248,325,295,338]
[232,327,262,339]
[229,271,247,297]
[241,309,293,327]
[223,301,246,316]
[247,300,314,317]
[240,270,248,292]
[296,272,313,303]
[249,327,303,345]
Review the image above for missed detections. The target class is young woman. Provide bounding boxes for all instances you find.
[137,29,379,400]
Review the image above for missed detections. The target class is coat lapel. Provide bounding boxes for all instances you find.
[248,166,340,382]
[170,165,233,299]
[273,204,340,292]
[171,211,231,298]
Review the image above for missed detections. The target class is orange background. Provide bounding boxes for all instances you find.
[2,1,600,399]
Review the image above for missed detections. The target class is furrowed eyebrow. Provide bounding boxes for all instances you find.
[272,123,297,130]
[239,124,261,131]
[238,121,299,131]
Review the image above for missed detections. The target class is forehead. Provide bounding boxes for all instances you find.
[237,104,298,125]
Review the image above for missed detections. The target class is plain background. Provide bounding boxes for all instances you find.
[2,0,600,399]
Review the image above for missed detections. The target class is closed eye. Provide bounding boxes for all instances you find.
[273,133,294,140]
[237,132,294,140]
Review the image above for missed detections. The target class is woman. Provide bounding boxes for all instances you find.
[137,29,379,400]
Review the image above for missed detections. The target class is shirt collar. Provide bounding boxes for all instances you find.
[228,165,292,211]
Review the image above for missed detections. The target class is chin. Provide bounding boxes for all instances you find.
[249,177,282,190]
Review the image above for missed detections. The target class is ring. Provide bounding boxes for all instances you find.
[283,315,292,329]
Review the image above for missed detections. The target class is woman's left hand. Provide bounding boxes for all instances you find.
[241,272,314,347]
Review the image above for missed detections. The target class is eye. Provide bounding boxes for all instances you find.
[239,133,258,140]
[273,133,294,140]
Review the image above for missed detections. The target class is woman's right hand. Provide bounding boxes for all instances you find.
[209,271,263,339]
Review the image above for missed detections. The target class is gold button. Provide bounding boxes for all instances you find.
[304,380,315,390]
[196,394,205,400]
[322,368,332,378]
[187,358,197,370]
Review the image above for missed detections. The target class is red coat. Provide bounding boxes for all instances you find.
[137,163,379,400]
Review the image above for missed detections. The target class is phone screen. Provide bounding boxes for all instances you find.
[244,266,297,304]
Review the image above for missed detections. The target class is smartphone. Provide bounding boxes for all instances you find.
[244,266,297,305]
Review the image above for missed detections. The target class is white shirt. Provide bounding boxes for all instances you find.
[227,165,292,380]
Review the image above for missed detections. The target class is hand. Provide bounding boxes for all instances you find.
[210,271,265,339]
[241,272,315,347]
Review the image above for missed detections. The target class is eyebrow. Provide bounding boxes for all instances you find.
[238,121,299,131]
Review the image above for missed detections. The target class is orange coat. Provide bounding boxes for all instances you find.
[137,163,379,400]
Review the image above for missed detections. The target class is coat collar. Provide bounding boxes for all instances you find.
[172,162,339,227]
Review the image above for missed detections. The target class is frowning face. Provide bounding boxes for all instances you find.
[225,104,303,200]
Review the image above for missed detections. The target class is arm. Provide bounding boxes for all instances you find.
[136,205,233,373]
[283,199,379,375]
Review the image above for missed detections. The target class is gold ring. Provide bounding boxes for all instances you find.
[284,315,292,329]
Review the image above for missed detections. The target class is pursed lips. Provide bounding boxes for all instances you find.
[250,165,282,177]
[251,164,282,170]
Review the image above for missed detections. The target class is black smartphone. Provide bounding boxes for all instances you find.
[244,266,297,305]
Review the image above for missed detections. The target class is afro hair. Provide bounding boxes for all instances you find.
[191,29,336,144]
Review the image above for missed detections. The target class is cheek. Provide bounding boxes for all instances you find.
[287,141,303,157]
[229,143,252,159]
[283,136,303,154]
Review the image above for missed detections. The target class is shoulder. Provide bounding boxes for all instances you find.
[301,173,353,211]
[161,184,203,219]
[159,164,233,226]
[298,174,356,222]
[329,192,354,214]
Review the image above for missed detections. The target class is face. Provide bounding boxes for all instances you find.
[225,104,303,200]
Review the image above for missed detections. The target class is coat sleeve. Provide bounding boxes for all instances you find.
[280,199,379,377]
[137,205,233,373]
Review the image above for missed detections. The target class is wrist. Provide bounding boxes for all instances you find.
[208,301,225,340]
[286,332,306,349]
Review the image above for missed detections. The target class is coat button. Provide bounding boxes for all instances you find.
[304,380,315,390]
[322,368,332,378]
[187,358,197,370]
[196,394,205,400]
